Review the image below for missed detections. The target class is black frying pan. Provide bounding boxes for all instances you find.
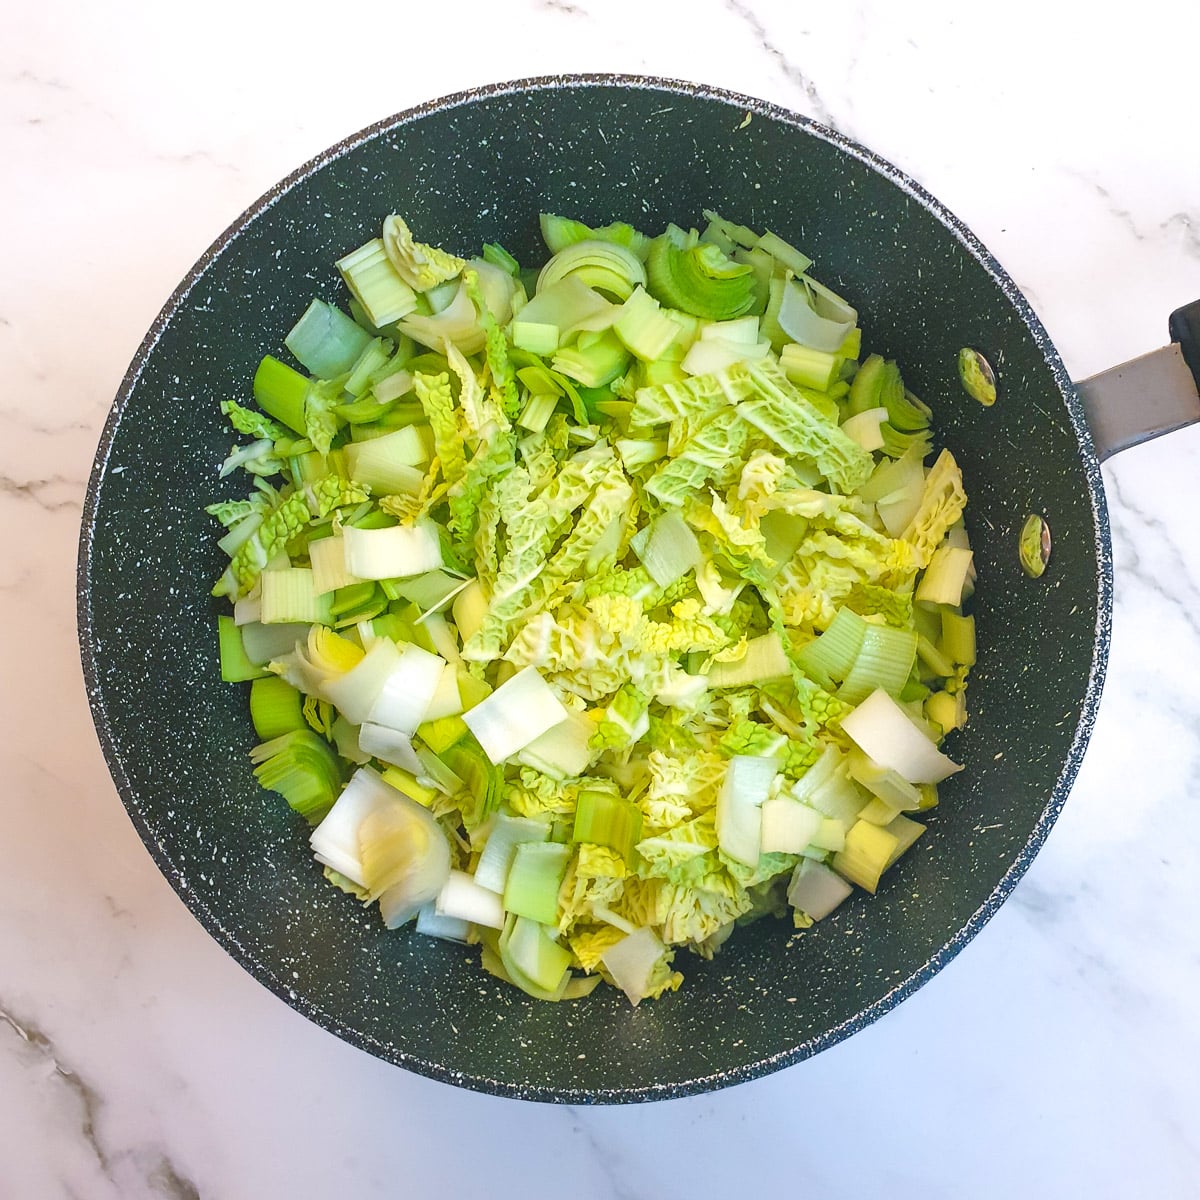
[76,76,1200,1102]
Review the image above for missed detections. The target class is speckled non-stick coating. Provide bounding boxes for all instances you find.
[77,76,1110,1102]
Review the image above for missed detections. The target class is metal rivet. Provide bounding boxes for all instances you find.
[1019,514,1051,578]
[958,347,997,406]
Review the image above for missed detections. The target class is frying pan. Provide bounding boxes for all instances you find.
[76,75,1200,1103]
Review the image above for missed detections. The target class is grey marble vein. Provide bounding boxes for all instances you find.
[723,0,842,132]
[1007,876,1072,926]
[151,147,243,177]
[1070,173,1200,261]
[1107,473,1200,641]
[0,564,34,593]
[149,1159,202,1200]
[1161,211,1200,260]
[8,68,71,91]
[0,1002,205,1199]
[0,472,84,512]
[0,1005,112,1178]
[0,405,96,437]
[564,1107,645,1200]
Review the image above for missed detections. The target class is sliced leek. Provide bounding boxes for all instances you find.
[208,206,980,1009]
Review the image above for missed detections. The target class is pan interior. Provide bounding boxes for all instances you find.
[79,77,1108,1102]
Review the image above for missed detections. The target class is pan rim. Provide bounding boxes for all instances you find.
[76,72,1113,1103]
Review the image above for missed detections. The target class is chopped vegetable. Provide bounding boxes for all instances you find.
[205,208,977,1005]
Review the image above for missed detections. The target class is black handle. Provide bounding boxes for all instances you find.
[1168,299,1200,397]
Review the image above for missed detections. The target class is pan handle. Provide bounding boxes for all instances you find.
[1074,300,1200,460]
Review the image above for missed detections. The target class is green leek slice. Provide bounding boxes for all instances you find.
[537,239,646,302]
[249,675,307,739]
[285,298,373,379]
[336,237,419,327]
[503,841,571,925]
[253,356,309,435]
[218,615,269,682]
[571,791,643,865]
[539,212,651,260]
[645,235,757,321]
[250,729,342,822]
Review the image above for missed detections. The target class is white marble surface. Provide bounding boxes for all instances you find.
[4,1,1200,1196]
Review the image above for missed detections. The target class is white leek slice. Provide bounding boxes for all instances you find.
[399,279,480,350]
[343,519,443,580]
[415,904,471,942]
[357,723,424,774]
[516,275,611,332]
[631,509,702,588]
[309,768,388,884]
[805,766,870,827]
[397,259,513,355]
[857,450,910,500]
[612,286,680,361]
[461,667,570,764]
[945,519,972,551]
[233,584,261,626]
[332,717,372,766]
[323,637,403,725]
[362,801,452,928]
[788,858,854,920]
[421,662,464,723]
[435,869,505,929]
[241,620,310,666]
[715,755,779,866]
[877,484,926,540]
[778,276,857,352]
[700,315,761,345]
[840,689,962,784]
[366,642,445,734]
[474,814,550,895]
[516,710,596,780]
[503,915,573,995]
[915,545,974,606]
[418,610,462,665]
[373,368,414,404]
[218,511,262,557]
[600,927,670,1007]
[343,426,430,496]
[789,744,843,802]
[760,796,824,855]
[536,240,646,301]
[566,305,620,337]
[809,817,847,853]
[840,406,888,453]
[308,766,448,915]
[309,535,361,596]
[591,904,637,935]
[680,335,769,377]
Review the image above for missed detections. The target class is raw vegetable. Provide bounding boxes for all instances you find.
[205,208,976,1005]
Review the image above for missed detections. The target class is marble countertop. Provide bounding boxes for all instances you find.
[5,2,1200,1196]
